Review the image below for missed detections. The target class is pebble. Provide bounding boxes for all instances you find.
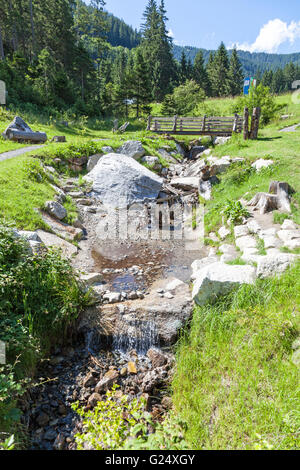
[164,292,174,299]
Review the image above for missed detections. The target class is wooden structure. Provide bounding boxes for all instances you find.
[147,107,261,140]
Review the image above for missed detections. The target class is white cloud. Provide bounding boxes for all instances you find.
[168,29,174,38]
[231,19,300,53]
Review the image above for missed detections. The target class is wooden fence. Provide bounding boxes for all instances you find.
[147,107,261,140]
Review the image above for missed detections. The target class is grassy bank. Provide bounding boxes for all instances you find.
[171,92,300,450]
[172,262,300,450]
[0,224,91,448]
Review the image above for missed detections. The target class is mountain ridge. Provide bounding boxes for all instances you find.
[105,12,300,76]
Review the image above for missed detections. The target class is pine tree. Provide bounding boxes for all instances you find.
[129,48,152,117]
[228,48,243,96]
[210,42,230,97]
[206,51,216,97]
[180,51,188,84]
[261,70,274,88]
[141,0,176,101]
[283,62,296,90]
[271,68,285,93]
[193,50,210,96]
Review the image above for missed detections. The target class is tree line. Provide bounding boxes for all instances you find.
[0,0,300,119]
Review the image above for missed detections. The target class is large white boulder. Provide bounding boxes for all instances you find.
[84,153,163,208]
[210,157,231,176]
[252,159,274,171]
[218,226,231,240]
[191,256,219,280]
[170,177,199,191]
[277,230,300,244]
[281,219,298,230]
[247,219,261,234]
[257,254,298,278]
[234,225,249,238]
[117,141,146,160]
[36,230,78,257]
[235,235,257,251]
[192,262,257,306]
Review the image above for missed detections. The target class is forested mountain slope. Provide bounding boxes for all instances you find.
[173,45,300,75]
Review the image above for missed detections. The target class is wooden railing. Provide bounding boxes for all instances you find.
[147,107,261,140]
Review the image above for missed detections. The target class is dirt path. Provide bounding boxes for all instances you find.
[279,123,300,133]
[0,145,44,162]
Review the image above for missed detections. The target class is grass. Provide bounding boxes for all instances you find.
[0,156,55,229]
[204,128,300,234]
[172,262,300,450]
[0,224,92,447]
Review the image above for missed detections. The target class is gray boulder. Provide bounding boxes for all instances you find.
[189,146,206,159]
[158,148,178,163]
[84,153,163,208]
[183,159,206,177]
[18,231,42,242]
[102,146,114,154]
[45,200,67,220]
[191,257,219,280]
[117,140,145,160]
[257,254,298,278]
[36,230,78,257]
[192,262,257,306]
[252,159,274,171]
[175,142,186,158]
[214,136,231,145]
[87,154,104,172]
[170,177,199,191]
[141,156,162,171]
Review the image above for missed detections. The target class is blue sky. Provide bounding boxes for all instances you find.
[86,0,300,54]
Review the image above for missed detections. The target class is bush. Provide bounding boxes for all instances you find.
[73,387,188,450]
[233,84,283,125]
[0,223,91,440]
[162,80,206,116]
[40,142,105,168]
[222,199,250,224]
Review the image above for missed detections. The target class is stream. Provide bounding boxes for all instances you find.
[22,157,206,450]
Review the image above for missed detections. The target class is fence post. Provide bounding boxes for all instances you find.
[243,107,249,140]
[173,115,178,132]
[250,107,261,140]
[233,113,238,133]
[147,115,152,131]
[202,115,206,133]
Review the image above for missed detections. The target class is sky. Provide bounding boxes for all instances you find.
[86,0,300,54]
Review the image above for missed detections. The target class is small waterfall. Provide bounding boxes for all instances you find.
[112,318,159,355]
[85,328,102,355]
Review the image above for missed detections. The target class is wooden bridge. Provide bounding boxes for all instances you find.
[147,107,261,140]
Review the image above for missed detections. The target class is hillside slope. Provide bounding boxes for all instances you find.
[173,45,300,75]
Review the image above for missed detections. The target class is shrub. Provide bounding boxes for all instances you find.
[41,142,104,166]
[162,80,206,116]
[22,159,46,183]
[73,387,187,451]
[0,223,91,439]
[233,84,283,125]
[221,199,249,224]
